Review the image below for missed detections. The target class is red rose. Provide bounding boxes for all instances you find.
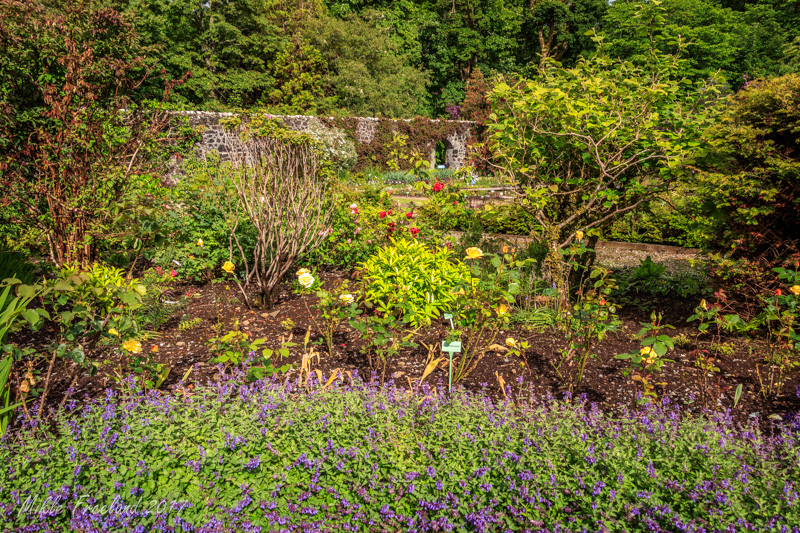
[776,289,783,296]
[379,211,387,218]
[406,212,413,219]
[453,200,458,206]
[432,182,444,193]
[410,227,420,237]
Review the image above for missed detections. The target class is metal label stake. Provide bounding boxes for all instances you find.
[442,314,461,392]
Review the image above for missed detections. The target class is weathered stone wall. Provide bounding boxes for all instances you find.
[177,111,477,169]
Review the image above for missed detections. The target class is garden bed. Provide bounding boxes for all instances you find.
[12,272,800,428]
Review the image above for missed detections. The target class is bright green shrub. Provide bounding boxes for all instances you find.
[359,238,470,327]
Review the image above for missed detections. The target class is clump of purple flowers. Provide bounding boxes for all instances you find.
[1,372,799,532]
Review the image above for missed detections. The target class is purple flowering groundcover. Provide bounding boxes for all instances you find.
[1,371,799,532]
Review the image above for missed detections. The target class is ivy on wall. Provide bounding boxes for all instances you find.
[320,116,478,171]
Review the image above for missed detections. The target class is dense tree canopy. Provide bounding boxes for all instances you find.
[4,0,799,118]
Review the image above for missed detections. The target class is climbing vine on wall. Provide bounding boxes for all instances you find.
[320,116,476,171]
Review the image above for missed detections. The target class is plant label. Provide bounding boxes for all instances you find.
[442,341,461,353]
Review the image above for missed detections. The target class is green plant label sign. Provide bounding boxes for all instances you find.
[442,341,461,353]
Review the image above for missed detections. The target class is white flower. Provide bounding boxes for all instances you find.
[349,203,358,210]
[339,293,355,304]
[297,268,311,276]
[298,272,315,288]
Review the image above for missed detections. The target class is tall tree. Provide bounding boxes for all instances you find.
[522,0,608,69]
[124,0,319,107]
[304,13,430,117]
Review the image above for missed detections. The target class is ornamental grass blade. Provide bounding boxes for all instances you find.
[323,369,339,389]
[495,371,507,400]
[420,357,446,385]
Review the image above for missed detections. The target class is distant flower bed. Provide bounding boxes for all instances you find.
[2,372,799,532]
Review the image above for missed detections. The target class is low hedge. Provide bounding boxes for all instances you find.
[2,370,799,532]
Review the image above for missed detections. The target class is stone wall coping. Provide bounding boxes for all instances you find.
[169,110,477,126]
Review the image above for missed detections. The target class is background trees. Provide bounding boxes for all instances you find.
[21,0,766,117]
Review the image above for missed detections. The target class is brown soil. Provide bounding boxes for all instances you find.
[13,271,800,427]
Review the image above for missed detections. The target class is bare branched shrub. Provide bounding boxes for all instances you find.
[221,120,336,307]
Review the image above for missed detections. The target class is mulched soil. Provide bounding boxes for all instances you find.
[13,270,799,429]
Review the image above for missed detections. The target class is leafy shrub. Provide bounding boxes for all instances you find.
[206,328,291,381]
[359,238,471,327]
[151,160,256,283]
[2,378,799,531]
[614,257,712,304]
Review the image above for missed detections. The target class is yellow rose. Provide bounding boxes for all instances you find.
[196,238,203,247]
[453,287,466,296]
[108,328,119,336]
[790,285,800,296]
[700,299,708,310]
[495,304,509,316]
[576,230,584,240]
[122,339,142,354]
[640,346,655,358]
[339,293,355,304]
[222,261,235,273]
[505,337,516,348]
[297,268,311,276]
[465,247,483,260]
[298,272,315,288]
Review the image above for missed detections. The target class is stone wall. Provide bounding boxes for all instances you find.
[177,111,477,169]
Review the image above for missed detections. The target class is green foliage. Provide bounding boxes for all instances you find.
[613,257,712,306]
[6,382,800,531]
[487,37,720,260]
[304,13,430,117]
[512,306,559,331]
[0,249,36,288]
[615,312,675,404]
[752,266,800,396]
[554,266,621,393]
[152,159,256,283]
[692,74,800,256]
[416,179,470,231]
[298,278,361,357]
[206,326,292,381]
[178,317,203,332]
[604,0,798,88]
[447,247,526,383]
[349,303,419,379]
[124,0,294,107]
[359,238,471,328]
[0,279,43,435]
[266,42,329,112]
